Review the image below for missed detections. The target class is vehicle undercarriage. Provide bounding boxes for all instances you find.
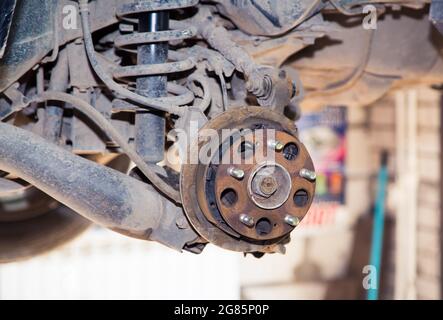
[0,0,442,262]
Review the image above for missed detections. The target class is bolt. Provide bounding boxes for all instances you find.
[176,216,188,229]
[268,140,284,152]
[228,167,245,180]
[299,168,316,181]
[239,214,255,227]
[259,176,278,196]
[284,215,300,227]
[182,29,192,36]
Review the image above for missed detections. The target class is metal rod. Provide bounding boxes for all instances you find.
[78,0,183,115]
[44,48,69,143]
[136,10,169,164]
[0,122,197,249]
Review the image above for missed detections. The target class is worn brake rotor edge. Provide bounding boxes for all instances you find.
[180,107,315,253]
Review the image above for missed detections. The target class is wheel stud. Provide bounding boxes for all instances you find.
[268,140,284,152]
[284,215,300,227]
[239,214,255,227]
[228,167,245,180]
[299,168,316,181]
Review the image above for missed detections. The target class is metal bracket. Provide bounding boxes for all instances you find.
[0,84,29,120]
[430,0,443,35]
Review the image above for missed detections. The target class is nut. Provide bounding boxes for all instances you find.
[259,176,278,196]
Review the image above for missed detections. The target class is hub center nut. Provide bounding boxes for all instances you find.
[248,162,292,210]
[258,176,278,196]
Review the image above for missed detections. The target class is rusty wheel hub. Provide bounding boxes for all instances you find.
[180,107,316,254]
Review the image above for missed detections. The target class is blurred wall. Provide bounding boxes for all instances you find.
[0,228,241,299]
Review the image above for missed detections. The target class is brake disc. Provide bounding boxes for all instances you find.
[180,107,316,254]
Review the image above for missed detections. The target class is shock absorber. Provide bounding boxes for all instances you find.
[136,9,169,164]
[114,0,198,163]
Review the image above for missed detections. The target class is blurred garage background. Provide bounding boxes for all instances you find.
[0,85,441,300]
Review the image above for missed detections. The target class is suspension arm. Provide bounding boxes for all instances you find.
[0,122,198,250]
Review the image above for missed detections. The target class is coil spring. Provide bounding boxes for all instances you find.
[113,0,198,110]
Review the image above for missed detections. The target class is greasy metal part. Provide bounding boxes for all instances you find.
[113,0,199,161]
[0,0,16,59]
[213,0,323,36]
[0,98,12,120]
[180,107,316,253]
[0,155,127,263]
[289,6,443,110]
[213,130,313,240]
[0,0,138,93]
[1,0,442,258]
[14,90,182,203]
[113,0,198,108]
[195,9,294,110]
[249,67,294,111]
[1,84,29,119]
[214,0,427,36]
[136,10,169,164]
[0,0,55,91]
[257,176,278,196]
[1,1,440,106]
[79,0,192,115]
[248,162,292,209]
[430,0,443,35]
[0,122,198,250]
[107,2,214,165]
[44,48,69,143]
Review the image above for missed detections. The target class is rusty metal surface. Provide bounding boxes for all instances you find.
[287,6,443,110]
[0,122,198,250]
[0,0,57,92]
[0,0,16,59]
[1,0,441,257]
[194,8,295,110]
[213,130,315,241]
[0,0,134,93]
[180,107,315,253]
[213,0,319,36]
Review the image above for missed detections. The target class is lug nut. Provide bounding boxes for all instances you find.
[299,168,316,181]
[239,214,255,227]
[268,140,284,152]
[284,215,300,227]
[228,167,245,180]
[259,176,278,196]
